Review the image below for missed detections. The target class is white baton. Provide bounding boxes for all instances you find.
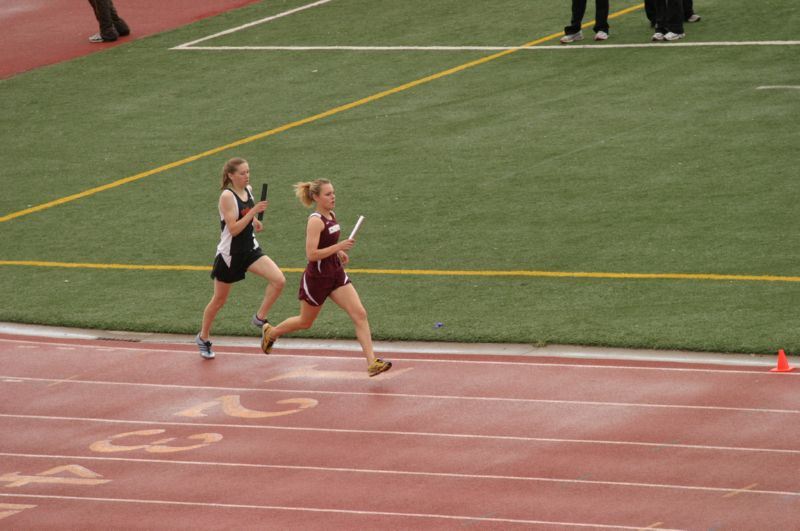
[349,215,365,240]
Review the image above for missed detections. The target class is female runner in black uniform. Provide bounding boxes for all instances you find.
[260,178,391,377]
[195,158,285,359]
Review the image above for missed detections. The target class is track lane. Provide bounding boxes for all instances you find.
[1,333,799,529]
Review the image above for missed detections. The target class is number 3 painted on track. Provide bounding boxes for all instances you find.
[89,430,223,454]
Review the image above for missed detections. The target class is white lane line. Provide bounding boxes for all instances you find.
[3,414,800,455]
[0,493,683,530]
[176,41,800,52]
[757,85,800,90]
[0,337,789,374]
[3,375,798,414]
[172,0,334,49]
[1,453,797,498]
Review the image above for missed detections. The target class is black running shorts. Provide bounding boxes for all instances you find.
[211,247,264,283]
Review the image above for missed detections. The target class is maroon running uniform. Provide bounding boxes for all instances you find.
[299,212,351,306]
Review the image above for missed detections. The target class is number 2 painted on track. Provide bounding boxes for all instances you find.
[174,395,318,419]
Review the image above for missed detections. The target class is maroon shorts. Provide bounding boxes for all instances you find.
[298,269,351,307]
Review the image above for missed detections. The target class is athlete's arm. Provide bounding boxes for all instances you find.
[219,190,265,237]
[305,215,353,262]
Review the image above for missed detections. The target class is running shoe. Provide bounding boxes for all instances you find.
[261,323,276,355]
[195,333,215,360]
[368,358,393,377]
[252,314,269,328]
[594,31,609,41]
[88,32,117,43]
[686,14,701,23]
[651,32,665,42]
[664,32,685,41]
[560,31,583,44]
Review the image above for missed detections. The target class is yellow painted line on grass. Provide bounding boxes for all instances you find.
[0,4,643,224]
[348,268,800,283]
[0,260,239,273]
[2,260,798,283]
[0,260,208,272]
[0,260,300,273]
[584,3,644,28]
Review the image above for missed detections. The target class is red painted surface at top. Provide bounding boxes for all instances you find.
[0,0,261,79]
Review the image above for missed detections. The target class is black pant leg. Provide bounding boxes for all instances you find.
[565,0,588,34]
[108,0,130,35]
[593,0,610,32]
[644,0,656,23]
[683,0,694,19]
[88,0,119,40]
[668,0,685,33]
[653,0,667,32]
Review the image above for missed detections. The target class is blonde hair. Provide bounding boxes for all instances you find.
[221,157,247,190]
[293,179,331,207]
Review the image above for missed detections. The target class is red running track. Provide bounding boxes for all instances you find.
[0,333,799,529]
[0,0,261,79]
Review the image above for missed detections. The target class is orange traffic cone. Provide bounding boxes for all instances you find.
[770,349,795,373]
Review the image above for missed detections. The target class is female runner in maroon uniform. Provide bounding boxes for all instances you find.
[261,178,392,377]
[195,158,286,359]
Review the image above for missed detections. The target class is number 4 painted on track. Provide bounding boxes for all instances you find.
[0,503,37,520]
[0,465,109,488]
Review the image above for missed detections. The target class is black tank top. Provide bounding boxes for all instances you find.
[221,188,256,255]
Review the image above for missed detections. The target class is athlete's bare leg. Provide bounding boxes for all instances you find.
[329,283,376,364]
[200,280,233,340]
[247,255,286,321]
[270,300,322,337]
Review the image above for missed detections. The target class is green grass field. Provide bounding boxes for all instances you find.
[1,0,798,354]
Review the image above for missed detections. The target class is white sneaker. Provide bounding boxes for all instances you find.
[651,32,665,42]
[687,14,701,23]
[594,31,609,41]
[88,32,117,43]
[560,31,583,44]
[664,32,685,41]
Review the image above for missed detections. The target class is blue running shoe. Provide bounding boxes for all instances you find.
[195,333,215,360]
